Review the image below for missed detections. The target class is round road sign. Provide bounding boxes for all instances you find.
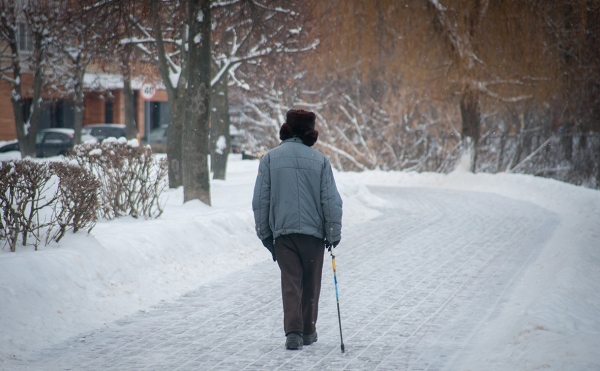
[141,83,156,100]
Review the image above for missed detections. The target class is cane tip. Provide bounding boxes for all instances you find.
[341,343,345,353]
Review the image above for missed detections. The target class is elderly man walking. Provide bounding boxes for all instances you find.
[252,109,343,350]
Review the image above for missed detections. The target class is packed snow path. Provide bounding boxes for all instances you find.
[12,187,558,371]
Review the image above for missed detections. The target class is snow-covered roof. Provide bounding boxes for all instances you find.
[41,128,75,134]
[83,72,165,92]
[85,123,126,128]
[83,72,124,90]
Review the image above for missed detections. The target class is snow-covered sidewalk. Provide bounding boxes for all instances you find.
[1,154,599,370]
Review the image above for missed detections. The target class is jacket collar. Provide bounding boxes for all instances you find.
[281,137,303,145]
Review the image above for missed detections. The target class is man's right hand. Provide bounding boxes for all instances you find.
[325,239,340,251]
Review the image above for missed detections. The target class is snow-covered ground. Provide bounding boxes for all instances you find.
[0,154,382,362]
[342,163,600,370]
[1,153,599,370]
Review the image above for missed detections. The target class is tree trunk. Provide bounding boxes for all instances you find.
[561,123,573,162]
[9,33,29,158]
[151,0,183,189]
[167,101,184,188]
[11,23,45,158]
[497,125,508,172]
[459,90,481,172]
[10,63,27,157]
[123,77,137,140]
[26,57,44,157]
[182,0,211,205]
[2,4,25,157]
[509,113,524,171]
[210,71,231,180]
[73,67,85,145]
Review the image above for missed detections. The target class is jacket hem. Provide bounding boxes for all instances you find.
[273,229,324,241]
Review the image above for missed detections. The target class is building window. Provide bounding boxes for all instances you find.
[53,100,74,128]
[37,100,75,129]
[17,23,33,53]
[105,100,114,123]
[151,101,169,130]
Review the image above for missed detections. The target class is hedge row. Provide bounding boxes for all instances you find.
[0,140,168,252]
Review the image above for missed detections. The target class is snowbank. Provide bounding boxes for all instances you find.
[0,151,21,162]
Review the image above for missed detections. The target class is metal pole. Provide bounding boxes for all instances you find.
[330,249,345,353]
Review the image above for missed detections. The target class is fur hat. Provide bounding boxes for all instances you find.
[279,109,319,146]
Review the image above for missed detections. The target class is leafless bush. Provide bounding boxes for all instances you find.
[48,162,100,243]
[477,132,600,188]
[1,143,167,251]
[70,139,168,220]
[0,163,17,249]
[0,161,57,251]
[234,73,463,173]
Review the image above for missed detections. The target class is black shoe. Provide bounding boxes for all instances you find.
[303,332,318,345]
[285,333,303,350]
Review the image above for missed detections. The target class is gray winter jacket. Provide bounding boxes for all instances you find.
[252,137,343,243]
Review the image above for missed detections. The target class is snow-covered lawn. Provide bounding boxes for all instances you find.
[1,153,599,370]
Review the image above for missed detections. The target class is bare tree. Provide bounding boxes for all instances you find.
[424,0,556,171]
[92,0,153,142]
[235,0,597,187]
[48,0,116,144]
[544,0,600,134]
[209,0,318,180]
[118,1,152,141]
[0,0,60,158]
[149,0,186,189]
[150,0,211,203]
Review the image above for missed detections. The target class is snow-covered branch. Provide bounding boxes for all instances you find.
[282,39,319,53]
[428,0,465,59]
[508,137,553,173]
[211,0,242,9]
[250,1,297,16]
[316,141,367,171]
[0,74,18,85]
[480,88,533,103]
[119,37,156,45]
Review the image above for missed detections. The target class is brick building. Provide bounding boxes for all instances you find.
[0,71,170,142]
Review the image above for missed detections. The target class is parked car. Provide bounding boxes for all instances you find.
[82,123,126,141]
[36,128,97,158]
[143,124,246,154]
[146,125,168,153]
[0,140,19,153]
[0,129,96,158]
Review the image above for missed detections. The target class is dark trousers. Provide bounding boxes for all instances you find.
[275,233,325,336]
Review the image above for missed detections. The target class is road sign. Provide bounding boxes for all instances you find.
[141,83,156,100]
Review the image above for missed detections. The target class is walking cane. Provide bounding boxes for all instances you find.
[330,247,345,353]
